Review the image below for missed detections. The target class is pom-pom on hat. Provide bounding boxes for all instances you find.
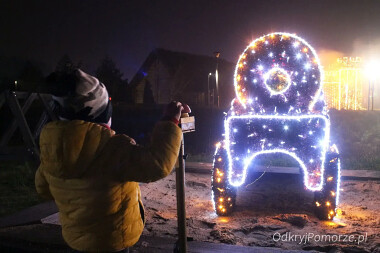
[47,68,112,124]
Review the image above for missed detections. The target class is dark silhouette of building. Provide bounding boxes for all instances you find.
[129,48,235,108]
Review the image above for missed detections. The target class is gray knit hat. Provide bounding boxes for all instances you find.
[48,69,112,124]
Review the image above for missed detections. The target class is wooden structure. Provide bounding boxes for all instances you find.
[0,90,57,162]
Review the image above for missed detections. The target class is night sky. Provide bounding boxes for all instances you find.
[1,0,380,80]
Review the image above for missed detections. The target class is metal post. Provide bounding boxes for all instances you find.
[368,80,371,111]
[175,134,187,253]
[214,52,220,108]
[207,73,212,107]
[372,83,374,111]
[216,69,219,108]
[174,116,194,253]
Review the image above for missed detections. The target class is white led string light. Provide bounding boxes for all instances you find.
[213,32,340,219]
[224,114,330,190]
[211,143,222,212]
[233,32,324,112]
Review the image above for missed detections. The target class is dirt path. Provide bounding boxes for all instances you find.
[140,171,380,252]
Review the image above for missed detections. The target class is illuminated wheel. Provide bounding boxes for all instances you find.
[314,145,340,220]
[212,142,236,216]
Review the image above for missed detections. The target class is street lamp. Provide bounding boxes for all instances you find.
[365,60,380,110]
[207,73,212,106]
[214,51,220,108]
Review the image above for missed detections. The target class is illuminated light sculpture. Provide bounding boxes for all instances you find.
[211,32,341,220]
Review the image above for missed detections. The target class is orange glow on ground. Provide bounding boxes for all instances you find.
[218,217,230,223]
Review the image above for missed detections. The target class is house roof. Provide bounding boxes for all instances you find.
[130,48,236,93]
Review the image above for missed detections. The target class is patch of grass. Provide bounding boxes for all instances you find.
[187,153,214,163]
[0,161,42,217]
[330,110,380,170]
[186,153,299,167]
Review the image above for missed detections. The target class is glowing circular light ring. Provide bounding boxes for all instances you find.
[233,32,324,112]
[263,67,292,95]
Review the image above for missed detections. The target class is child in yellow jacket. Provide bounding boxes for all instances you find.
[35,68,189,252]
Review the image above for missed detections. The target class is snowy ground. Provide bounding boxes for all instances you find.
[140,171,380,252]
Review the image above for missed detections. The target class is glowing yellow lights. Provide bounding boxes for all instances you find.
[236,74,241,81]
[241,54,247,59]
[315,201,321,207]
[218,205,223,210]
[270,34,275,38]
[330,210,334,215]
[281,34,289,40]
[217,188,224,192]
[217,157,222,162]
[227,197,231,201]
[331,191,336,197]
[219,197,224,202]
[216,178,221,183]
[323,57,365,110]
[215,142,221,148]
[239,63,244,68]
[336,208,343,216]
[237,85,241,91]
[313,58,318,64]
[303,47,308,53]
[327,176,333,182]
[326,201,331,206]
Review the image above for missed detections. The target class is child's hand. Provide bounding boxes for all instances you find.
[163,101,191,122]
[182,103,191,114]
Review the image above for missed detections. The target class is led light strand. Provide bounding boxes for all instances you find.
[233,32,324,113]
[224,115,330,191]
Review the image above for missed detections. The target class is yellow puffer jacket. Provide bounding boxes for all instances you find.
[35,120,182,252]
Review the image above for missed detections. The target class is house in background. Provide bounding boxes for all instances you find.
[129,48,235,108]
